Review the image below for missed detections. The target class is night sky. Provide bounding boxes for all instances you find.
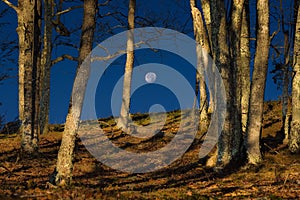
[0,0,293,124]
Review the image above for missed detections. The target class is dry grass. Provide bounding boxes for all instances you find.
[0,101,299,199]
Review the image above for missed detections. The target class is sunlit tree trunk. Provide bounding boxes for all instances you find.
[118,0,136,132]
[190,0,209,131]
[55,0,97,186]
[201,0,214,114]
[240,0,250,134]
[246,0,270,165]
[282,32,291,145]
[15,0,40,153]
[3,0,53,154]
[200,0,211,47]
[289,0,300,153]
[199,0,218,167]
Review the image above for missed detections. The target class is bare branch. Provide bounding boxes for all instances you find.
[135,16,156,27]
[91,40,157,62]
[270,43,281,58]
[98,11,120,18]
[1,0,19,13]
[53,41,79,50]
[91,50,126,62]
[270,19,281,42]
[55,5,82,16]
[52,20,71,36]
[51,54,78,66]
[0,74,9,82]
[98,0,112,6]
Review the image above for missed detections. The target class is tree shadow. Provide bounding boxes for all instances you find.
[262,129,285,151]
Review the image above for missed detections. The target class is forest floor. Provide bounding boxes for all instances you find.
[0,100,299,199]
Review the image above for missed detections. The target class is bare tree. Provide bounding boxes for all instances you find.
[2,0,42,153]
[277,0,294,145]
[246,0,270,165]
[38,0,54,135]
[240,0,250,134]
[289,0,300,153]
[229,0,245,130]
[118,0,136,132]
[1,0,55,154]
[202,0,250,168]
[190,0,209,131]
[228,0,246,163]
[210,0,238,168]
[54,0,97,186]
[200,0,214,114]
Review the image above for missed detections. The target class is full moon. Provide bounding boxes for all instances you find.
[145,72,157,83]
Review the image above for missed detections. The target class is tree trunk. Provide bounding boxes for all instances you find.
[289,0,300,153]
[229,0,245,160]
[200,0,212,48]
[201,0,214,114]
[240,0,250,134]
[190,0,209,131]
[55,0,97,186]
[33,0,42,146]
[279,0,292,146]
[39,0,54,135]
[282,32,291,145]
[246,0,270,165]
[210,0,236,168]
[118,0,136,132]
[4,0,52,154]
[16,0,40,153]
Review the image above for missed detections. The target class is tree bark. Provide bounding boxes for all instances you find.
[118,0,136,132]
[201,0,214,114]
[240,0,250,134]
[33,0,42,147]
[279,0,292,146]
[229,0,245,160]
[55,0,97,186]
[190,0,209,131]
[200,0,211,47]
[282,32,291,145]
[210,0,237,168]
[3,0,52,154]
[246,0,270,165]
[289,0,300,153]
[39,0,54,135]
[15,0,40,153]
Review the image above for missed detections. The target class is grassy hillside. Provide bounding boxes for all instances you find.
[0,101,299,199]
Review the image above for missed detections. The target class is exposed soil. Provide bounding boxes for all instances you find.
[0,101,299,199]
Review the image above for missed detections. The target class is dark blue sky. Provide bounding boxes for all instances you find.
[0,0,294,124]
